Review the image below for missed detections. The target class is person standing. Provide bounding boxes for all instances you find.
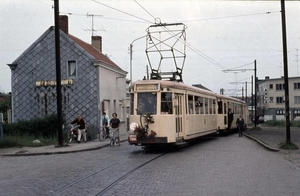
[70,114,86,143]
[255,113,259,127]
[100,112,110,138]
[110,113,121,146]
[227,108,234,130]
[236,114,245,137]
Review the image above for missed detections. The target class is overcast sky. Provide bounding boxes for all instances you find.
[1,0,300,96]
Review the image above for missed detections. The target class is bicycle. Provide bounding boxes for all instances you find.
[67,124,83,143]
[109,129,116,147]
[99,126,109,141]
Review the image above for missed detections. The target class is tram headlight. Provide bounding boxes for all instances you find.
[130,122,139,132]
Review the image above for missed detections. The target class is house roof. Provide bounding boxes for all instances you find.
[10,26,125,74]
[68,34,123,71]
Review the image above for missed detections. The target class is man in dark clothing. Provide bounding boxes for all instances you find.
[70,114,86,143]
[228,108,234,130]
[236,114,245,137]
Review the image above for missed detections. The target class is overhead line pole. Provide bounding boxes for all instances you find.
[223,60,257,126]
[130,35,147,84]
[280,0,291,144]
[254,60,257,127]
[54,0,63,146]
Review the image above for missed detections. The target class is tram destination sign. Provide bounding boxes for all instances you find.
[136,84,159,91]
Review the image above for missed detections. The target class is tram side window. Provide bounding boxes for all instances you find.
[195,96,203,114]
[161,93,173,114]
[130,93,134,115]
[188,95,194,114]
[205,98,208,114]
[209,98,213,114]
[137,93,157,115]
[213,99,216,114]
[218,101,223,114]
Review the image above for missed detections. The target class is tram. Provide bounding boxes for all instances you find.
[128,80,248,147]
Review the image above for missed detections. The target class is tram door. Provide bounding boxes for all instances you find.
[174,94,184,137]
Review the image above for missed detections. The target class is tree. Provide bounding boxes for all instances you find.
[0,92,11,122]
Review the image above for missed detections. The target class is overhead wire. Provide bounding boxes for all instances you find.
[92,0,154,24]
[62,1,279,73]
[181,11,280,23]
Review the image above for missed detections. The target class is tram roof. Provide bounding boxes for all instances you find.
[132,80,216,96]
[132,80,246,104]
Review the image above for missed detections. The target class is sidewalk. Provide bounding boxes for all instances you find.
[1,127,299,156]
[0,133,128,157]
[244,126,300,151]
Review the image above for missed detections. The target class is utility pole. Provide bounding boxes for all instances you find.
[54,0,63,146]
[251,75,254,121]
[229,81,250,103]
[281,0,291,144]
[129,35,146,84]
[223,60,257,125]
[254,60,257,127]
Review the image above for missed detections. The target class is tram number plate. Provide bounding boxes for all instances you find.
[129,135,137,142]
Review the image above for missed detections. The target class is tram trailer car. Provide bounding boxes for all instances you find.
[128,80,248,147]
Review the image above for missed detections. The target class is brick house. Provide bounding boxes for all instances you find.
[7,16,127,137]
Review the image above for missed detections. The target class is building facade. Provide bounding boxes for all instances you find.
[7,16,128,137]
[257,76,300,121]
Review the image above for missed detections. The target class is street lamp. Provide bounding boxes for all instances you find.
[129,35,147,84]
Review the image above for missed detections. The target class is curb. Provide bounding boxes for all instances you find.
[243,133,280,152]
[1,139,128,157]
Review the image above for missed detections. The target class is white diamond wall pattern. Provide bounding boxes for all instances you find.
[12,29,99,130]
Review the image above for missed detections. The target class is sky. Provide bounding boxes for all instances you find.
[1,0,300,96]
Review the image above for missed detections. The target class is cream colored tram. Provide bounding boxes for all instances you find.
[216,94,248,132]
[128,80,222,146]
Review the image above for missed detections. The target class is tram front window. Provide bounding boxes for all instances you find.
[161,92,172,114]
[137,93,157,115]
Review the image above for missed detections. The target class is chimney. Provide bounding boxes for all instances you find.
[59,15,68,35]
[92,36,102,52]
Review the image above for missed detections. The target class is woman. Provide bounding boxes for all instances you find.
[110,113,121,146]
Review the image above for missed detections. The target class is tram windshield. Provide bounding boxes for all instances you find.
[137,93,157,115]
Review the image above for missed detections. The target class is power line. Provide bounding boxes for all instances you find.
[181,11,280,23]
[92,0,153,24]
[134,0,156,22]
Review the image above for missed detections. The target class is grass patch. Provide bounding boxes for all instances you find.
[249,126,263,131]
[0,135,58,149]
[278,141,299,150]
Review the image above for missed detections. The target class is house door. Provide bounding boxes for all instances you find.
[174,93,184,137]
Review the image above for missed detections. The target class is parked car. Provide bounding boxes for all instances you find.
[294,116,300,121]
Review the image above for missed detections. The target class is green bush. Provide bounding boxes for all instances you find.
[3,114,59,139]
[0,135,57,148]
[263,120,286,127]
[263,120,300,127]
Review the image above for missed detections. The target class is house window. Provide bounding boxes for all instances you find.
[269,97,273,103]
[276,84,284,90]
[276,110,284,115]
[68,60,77,78]
[276,97,284,104]
[269,84,273,89]
[295,96,300,104]
[294,83,300,90]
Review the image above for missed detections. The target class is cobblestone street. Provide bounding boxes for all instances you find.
[245,126,300,168]
[1,133,300,196]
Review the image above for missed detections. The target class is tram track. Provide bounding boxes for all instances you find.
[50,150,167,196]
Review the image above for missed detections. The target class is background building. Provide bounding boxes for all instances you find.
[257,76,300,121]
